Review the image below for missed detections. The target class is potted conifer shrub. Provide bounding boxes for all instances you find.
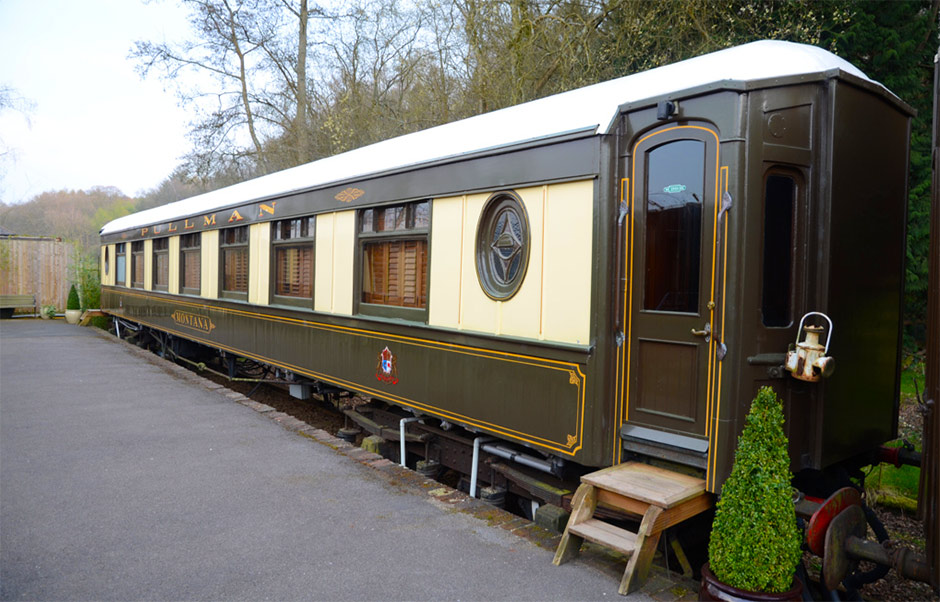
[65,284,82,324]
[702,386,803,601]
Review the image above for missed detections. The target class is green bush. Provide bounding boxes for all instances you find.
[68,252,100,311]
[66,284,80,311]
[708,386,802,593]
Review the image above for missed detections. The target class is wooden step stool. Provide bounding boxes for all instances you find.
[79,309,107,326]
[553,461,712,595]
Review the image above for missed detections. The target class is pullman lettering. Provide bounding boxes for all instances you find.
[139,203,276,238]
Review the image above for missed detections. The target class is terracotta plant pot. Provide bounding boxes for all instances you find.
[65,309,82,325]
[700,563,803,602]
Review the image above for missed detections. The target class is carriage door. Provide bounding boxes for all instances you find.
[624,125,718,441]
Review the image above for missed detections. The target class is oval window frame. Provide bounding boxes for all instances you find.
[475,191,530,301]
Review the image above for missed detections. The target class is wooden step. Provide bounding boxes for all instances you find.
[567,518,637,556]
[79,309,107,326]
[553,464,712,595]
[582,462,705,507]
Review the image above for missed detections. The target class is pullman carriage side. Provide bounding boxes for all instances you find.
[99,40,913,501]
[100,133,619,469]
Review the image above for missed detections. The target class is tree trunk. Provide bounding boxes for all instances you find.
[294,0,309,164]
[224,0,266,171]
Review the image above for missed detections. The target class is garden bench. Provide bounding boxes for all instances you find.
[0,294,37,319]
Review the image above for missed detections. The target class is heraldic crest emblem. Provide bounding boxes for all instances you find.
[376,346,399,384]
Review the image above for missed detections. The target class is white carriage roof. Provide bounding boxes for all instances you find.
[101,40,886,235]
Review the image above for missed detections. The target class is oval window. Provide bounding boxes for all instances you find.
[103,246,110,276]
[475,191,530,300]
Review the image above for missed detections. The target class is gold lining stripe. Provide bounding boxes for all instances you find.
[709,166,731,490]
[120,289,583,367]
[108,289,586,455]
[705,137,719,452]
[614,177,629,464]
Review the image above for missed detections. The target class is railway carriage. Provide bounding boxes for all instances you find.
[100,40,912,500]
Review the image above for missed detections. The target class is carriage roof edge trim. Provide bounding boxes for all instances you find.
[100,39,891,237]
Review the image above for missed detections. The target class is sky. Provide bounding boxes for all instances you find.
[0,0,194,204]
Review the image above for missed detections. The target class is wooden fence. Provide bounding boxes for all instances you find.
[0,236,76,313]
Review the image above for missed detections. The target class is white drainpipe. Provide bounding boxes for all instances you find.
[470,436,495,498]
[399,417,420,467]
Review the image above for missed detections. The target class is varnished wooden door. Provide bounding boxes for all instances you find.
[624,125,718,437]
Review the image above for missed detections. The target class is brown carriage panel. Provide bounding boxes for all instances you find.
[106,289,590,460]
[821,81,909,465]
[634,340,698,428]
[762,104,812,151]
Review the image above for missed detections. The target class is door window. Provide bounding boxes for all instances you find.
[644,139,705,313]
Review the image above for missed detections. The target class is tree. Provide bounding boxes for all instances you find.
[134,166,216,211]
[0,85,35,200]
[825,0,940,345]
[131,0,937,343]
[132,0,329,177]
[0,187,133,256]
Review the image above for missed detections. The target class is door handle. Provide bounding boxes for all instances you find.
[691,323,711,342]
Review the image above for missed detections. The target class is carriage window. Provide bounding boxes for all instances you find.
[180,233,201,295]
[103,246,110,277]
[644,139,704,313]
[475,191,530,300]
[271,216,315,307]
[131,241,144,288]
[220,225,249,300]
[762,174,795,327]
[115,243,126,285]
[153,238,169,291]
[359,200,429,316]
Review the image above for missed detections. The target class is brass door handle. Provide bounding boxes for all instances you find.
[691,323,711,341]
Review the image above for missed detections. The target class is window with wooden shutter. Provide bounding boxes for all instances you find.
[153,237,169,290]
[180,233,201,295]
[358,200,429,318]
[271,216,315,308]
[362,239,428,307]
[131,241,145,288]
[220,225,249,300]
